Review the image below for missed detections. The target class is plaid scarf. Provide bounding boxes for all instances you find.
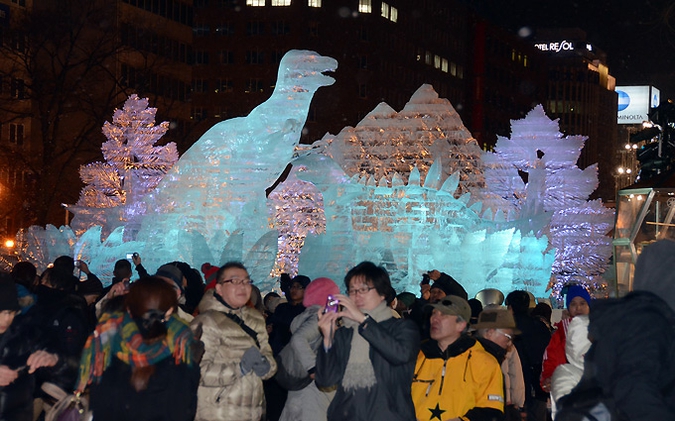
[77,310,194,391]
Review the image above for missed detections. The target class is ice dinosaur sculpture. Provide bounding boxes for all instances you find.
[131,50,338,278]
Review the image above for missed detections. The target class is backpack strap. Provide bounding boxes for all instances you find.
[221,311,260,348]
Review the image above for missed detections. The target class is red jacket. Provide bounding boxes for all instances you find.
[540,318,571,388]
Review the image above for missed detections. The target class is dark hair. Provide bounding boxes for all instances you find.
[216,261,247,283]
[531,302,552,321]
[263,291,280,309]
[40,267,76,292]
[168,261,205,315]
[53,255,75,272]
[11,262,37,290]
[505,290,530,315]
[344,261,391,297]
[114,259,132,272]
[125,277,178,392]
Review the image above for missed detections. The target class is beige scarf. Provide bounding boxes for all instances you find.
[341,300,393,391]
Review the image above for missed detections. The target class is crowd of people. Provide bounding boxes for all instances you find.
[1,239,674,421]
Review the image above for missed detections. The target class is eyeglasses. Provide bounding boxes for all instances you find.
[220,277,252,286]
[348,285,375,296]
[496,330,513,341]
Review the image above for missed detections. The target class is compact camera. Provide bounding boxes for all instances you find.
[126,252,139,260]
[324,295,340,314]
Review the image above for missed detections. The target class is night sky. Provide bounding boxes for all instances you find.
[465,0,675,99]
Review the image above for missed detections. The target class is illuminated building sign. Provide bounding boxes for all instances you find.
[616,86,660,125]
[534,40,575,53]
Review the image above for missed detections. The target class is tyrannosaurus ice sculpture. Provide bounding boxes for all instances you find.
[136,50,337,269]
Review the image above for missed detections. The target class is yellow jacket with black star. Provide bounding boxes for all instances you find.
[411,336,504,421]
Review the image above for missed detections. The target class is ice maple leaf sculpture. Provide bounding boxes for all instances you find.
[483,106,614,301]
[69,94,177,237]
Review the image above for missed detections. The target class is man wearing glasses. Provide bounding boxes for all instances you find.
[411,296,504,421]
[191,262,276,421]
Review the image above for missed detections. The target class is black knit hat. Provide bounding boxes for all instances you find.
[0,276,20,312]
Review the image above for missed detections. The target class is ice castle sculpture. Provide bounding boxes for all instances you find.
[14,52,613,299]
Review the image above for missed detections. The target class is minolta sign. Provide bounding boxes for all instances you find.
[615,86,660,125]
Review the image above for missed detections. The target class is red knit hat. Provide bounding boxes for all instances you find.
[303,277,340,307]
[202,263,220,291]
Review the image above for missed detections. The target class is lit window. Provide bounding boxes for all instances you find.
[381,2,397,22]
[308,0,321,6]
[441,58,449,73]
[246,0,265,6]
[425,51,432,65]
[450,62,457,76]
[381,3,389,18]
[271,0,291,5]
[358,0,371,13]
[434,55,441,69]
[524,55,528,67]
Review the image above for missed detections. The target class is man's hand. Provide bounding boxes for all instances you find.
[428,270,441,281]
[77,260,91,275]
[0,365,19,386]
[132,253,142,266]
[27,350,59,373]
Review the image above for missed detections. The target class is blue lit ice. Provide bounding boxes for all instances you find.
[16,51,613,300]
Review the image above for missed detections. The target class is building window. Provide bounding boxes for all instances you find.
[441,58,449,73]
[271,0,291,5]
[245,50,264,64]
[271,21,290,35]
[358,84,367,98]
[191,107,208,121]
[220,50,234,64]
[425,51,432,66]
[216,79,233,93]
[434,55,441,69]
[194,51,209,64]
[246,21,264,35]
[9,124,24,146]
[359,55,368,69]
[11,78,24,99]
[381,2,397,22]
[270,50,285,64]
[193,25,210,36]
[246,0,265,6]
[11,0,26,7]
[358,0,371,13]
[245,78,264,93]
[215,23,235,35]
[308,21,319,37]
[193,79,209,93]
[308,0,321,6]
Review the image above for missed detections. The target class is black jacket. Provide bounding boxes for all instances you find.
[511,312,550,402]
[583,291,675,421]
[0,316,61,421]
[89,357,199,421]
[316,317,420,421]
[29,286,90,391]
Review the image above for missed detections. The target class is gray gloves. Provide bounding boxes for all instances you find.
[240,346,270,377]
